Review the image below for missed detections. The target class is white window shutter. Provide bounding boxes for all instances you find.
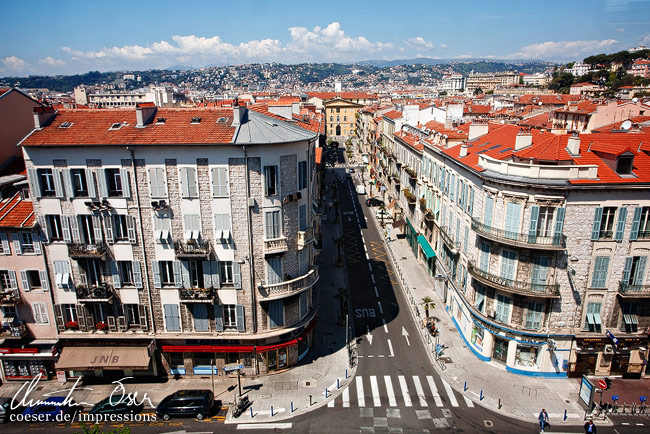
[39,270,50,291]
[86,169,96,198]
[63,169,74,199]
[132,260,143,288]
[236,304,245,332]
[126,215,137,243]
[0,233,10,255]
[53,169,65,199]
[12,233,22,255]
[61,215,72,243]
[180,167,189,198]
[202,261,212,288]
[92,215,103,242]
[181,261,191,289]
[148,168,158,198]
[173,261,183,288]
[152,261,161,288]
[8,270,18,289]
[104,215,114,244]
[111,261,122,289]
[211,260,221,289]
[27,169,41,198]
[97,169,108,198]
[37,216,49,243]
[20,270,30,291]
[233,261,241,289]
[33,233,42,255]
[69,215,81,243]
[120,168,130,198]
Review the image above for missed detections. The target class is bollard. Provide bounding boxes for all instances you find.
[480,390,483,401]
[345,369,348,379]
[250,406,254,418]
[464,381,467,391]
[498,398,501,409]
[309,395,313,406]
[291,401,294,413]
[337,378,340,389]
[271,405,274,417]
[325,388,329,398]
[564,409,567,421]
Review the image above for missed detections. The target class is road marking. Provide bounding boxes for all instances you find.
[356,376,366,407]
[365,252,369,260]
[368,263,372,271]
[343,386,350,408]
[378,354,384,358]
[328,399,335,407]
[237,423,293,430]
[398,376,412,407]
[387,339,394,357]
[374,286,379,297]
[412,376,428,407]
[426,376,444,407]
[440,378,459,407]
[371,274,375,284]
[463,395,474,407]
[366,325,373,345]
[384,375,397,407]
[377,301,383,314]
[367,355,374,358]
[382,319,388,333]
[401,326,411,345]
[370,376,381,407]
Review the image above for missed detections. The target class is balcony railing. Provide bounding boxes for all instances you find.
[259,267,319,300]
[264,237,288,255]
[619,281,650,298]
[75,284,115,302]
[179,287,216,303]
[471,217,566,250]
[298,228,314,249]
[68,242,108,260]
[0,323,27,339]
[0,289,21,306]
[174,239,213,259]
[437,225,460,253]
[467,261,560,298]
[637,230,650,239]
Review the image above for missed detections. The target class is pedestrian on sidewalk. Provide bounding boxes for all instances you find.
[538,408,549,432]
[583,420,597,433]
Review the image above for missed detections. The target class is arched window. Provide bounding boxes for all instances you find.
[336,125,341,135]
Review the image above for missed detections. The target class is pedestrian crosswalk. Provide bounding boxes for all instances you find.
[326,375,475,410]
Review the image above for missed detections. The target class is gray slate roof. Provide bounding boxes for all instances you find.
[234,110,316,145]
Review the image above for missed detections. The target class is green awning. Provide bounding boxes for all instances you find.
[406,217,416,235]
[417,235,436,259]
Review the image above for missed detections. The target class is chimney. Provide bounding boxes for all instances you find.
[444,117,453,129]
[33,106,56,129]
[292,102,300,115]
[232,99,248,126]
[459,142,469,157]
[566,133,580,156]
[515,128,533,150]
[135,103,157,128]
[468,120,489,140]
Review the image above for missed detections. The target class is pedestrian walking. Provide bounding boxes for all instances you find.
[538,408,549,432]
[583,420,597,433]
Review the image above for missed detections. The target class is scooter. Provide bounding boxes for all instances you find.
[232,396,250,418]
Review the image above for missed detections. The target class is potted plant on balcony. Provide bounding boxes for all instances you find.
[95,322,108,333]
[419,197,427,212]
[197,287,210,299]
[65,321,79,330]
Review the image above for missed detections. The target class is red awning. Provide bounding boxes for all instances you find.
[257,339,298,352]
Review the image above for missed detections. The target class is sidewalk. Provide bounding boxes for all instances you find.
[364,205,593,427]
[0,170,354,425]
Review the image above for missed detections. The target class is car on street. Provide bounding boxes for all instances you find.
[21,396,80,422]
[89,395,145,416]
[376,208,392,221]
[348,168,355,173]
[365,198,384,207]
[155,389,214,421]
[355,184,366,195]
[0,397,22,423]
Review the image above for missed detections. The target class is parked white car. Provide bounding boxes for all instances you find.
[375,209,391,220]
[355,184,366,195]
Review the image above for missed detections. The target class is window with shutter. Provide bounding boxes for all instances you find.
[192,304,209,332]
[495,294,511,323]
[236,305,245,332]
[479,241,490,272]
[132,261,142,288]
[531,256,550,291]
[504,202,522,240]
[213,214,231,243]
[233,261,241,289]
[264,165,278,196]
[214,305,224,331]
[475,285,486,313]
[266,257,283,284]
[590,256,610,288]
[614,207,628,241]
[499,249,517,281]
[584,302,602,332]
[0,233,10,255]
[183,214,200,240]
[126,215,137,243]
[298,161,308,190]
[180,167,198,198]
[149,168,167,198]
[164,304,181,332]
[265,210,281,239]
[268,300,284,328]
[525,302,543,330]
[483,196,494,227]
[211,167,229,197]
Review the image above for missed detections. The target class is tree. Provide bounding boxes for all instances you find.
[74,424,130,434]
[421,296,435,318]
[548,72,575,93]
[473,87,483,95]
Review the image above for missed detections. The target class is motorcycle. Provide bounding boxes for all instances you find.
[232,395,251,418]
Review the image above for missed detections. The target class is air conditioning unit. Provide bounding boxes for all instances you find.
[604,344,614,354]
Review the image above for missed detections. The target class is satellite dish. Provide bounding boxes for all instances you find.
[621,120,632,130]
[500,120,505,124]
[632,97,638,103]
[539,102,543,106]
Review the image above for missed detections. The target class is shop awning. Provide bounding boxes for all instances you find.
[392,218,406,228]
[417,235,436,259]
[56,346,150,370]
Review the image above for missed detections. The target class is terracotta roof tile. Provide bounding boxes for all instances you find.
[0,194,35,228]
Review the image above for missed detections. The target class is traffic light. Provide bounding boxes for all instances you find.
[605,378,611,390]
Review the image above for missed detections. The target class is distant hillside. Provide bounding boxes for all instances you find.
[358,57,553,70]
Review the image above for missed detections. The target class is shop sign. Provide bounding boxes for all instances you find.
[606,330,619,346]
[0,347,38,354]
[0,348,11,354]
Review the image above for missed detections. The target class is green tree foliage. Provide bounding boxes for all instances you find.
[548,72,575,93]
[584,49,650,68]
[74,423,130,434]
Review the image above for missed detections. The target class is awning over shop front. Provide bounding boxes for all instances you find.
[56,346,151,370]
[392,218,406,228]
[417,235,436,259]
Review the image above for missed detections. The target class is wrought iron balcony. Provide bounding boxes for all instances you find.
[179,287,216,303]
[0,323,27,339]
[618,281,650,298]
[259,267,319,300]
[264,237,288,255]
[68,242,108,260]
[298,228,314,249]
[471,217,566,250]
[174,239,213,259]
[467,261,560,298]
[0,289,21,306]
[437,225,460,253]
[75,284,115,302]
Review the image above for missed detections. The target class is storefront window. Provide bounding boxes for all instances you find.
[515,344,539,368]
[193,353,214,368]
[225,352,239,364]
[471,325,484,350]
[278,348,288,369]
[3,360,47,379]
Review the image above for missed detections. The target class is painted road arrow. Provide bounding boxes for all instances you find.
[402,326,410,346]
[366,325,373,345]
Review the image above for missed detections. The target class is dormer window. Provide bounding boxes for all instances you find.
[59,122,73,129]
[156,117,166,124]
[109,122,123,130]
[191,117,202,124]
[616,155,634,175]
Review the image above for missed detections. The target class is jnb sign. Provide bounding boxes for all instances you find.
[90,355,120,365]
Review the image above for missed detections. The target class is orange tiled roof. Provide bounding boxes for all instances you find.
[555,100,599,114]
[247,103,324,134]
[0,194,35,228]
[592,115,650,132]
[519,112,553,129]
[20,108,237,146]
[383,110,402,120]
[516,94,581,105]
[395,131,424,152]
[315,147,323,165]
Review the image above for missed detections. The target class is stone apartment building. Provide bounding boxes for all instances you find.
[20,103,319,380]
[358,110,650,379]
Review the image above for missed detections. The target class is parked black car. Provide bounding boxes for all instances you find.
[0,397,22,423]
[155,390,214,421]
[365,198,384,207]
[89,396,144,415]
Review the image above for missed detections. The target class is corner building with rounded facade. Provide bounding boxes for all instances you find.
[21,103,319,379]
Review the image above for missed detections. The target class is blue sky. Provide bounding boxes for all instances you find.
[1,0,649,76]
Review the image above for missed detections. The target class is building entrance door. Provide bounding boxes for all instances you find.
[492,336,508,364]
[610,354,629,376]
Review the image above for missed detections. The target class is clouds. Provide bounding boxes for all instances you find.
[286,22,391,59]
[508,39,620,60]
[406,37,435,50]
[2,56,27,72]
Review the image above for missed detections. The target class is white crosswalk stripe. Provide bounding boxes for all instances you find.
[463,395,474,407]
[384,375,397,407]
[356,376,365,407]
[440,378,459,408]
[342,386,350,408]
[370,376,381,407]
[426,376,444,407]
[412,376,427,407]
[398,376,412,407]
